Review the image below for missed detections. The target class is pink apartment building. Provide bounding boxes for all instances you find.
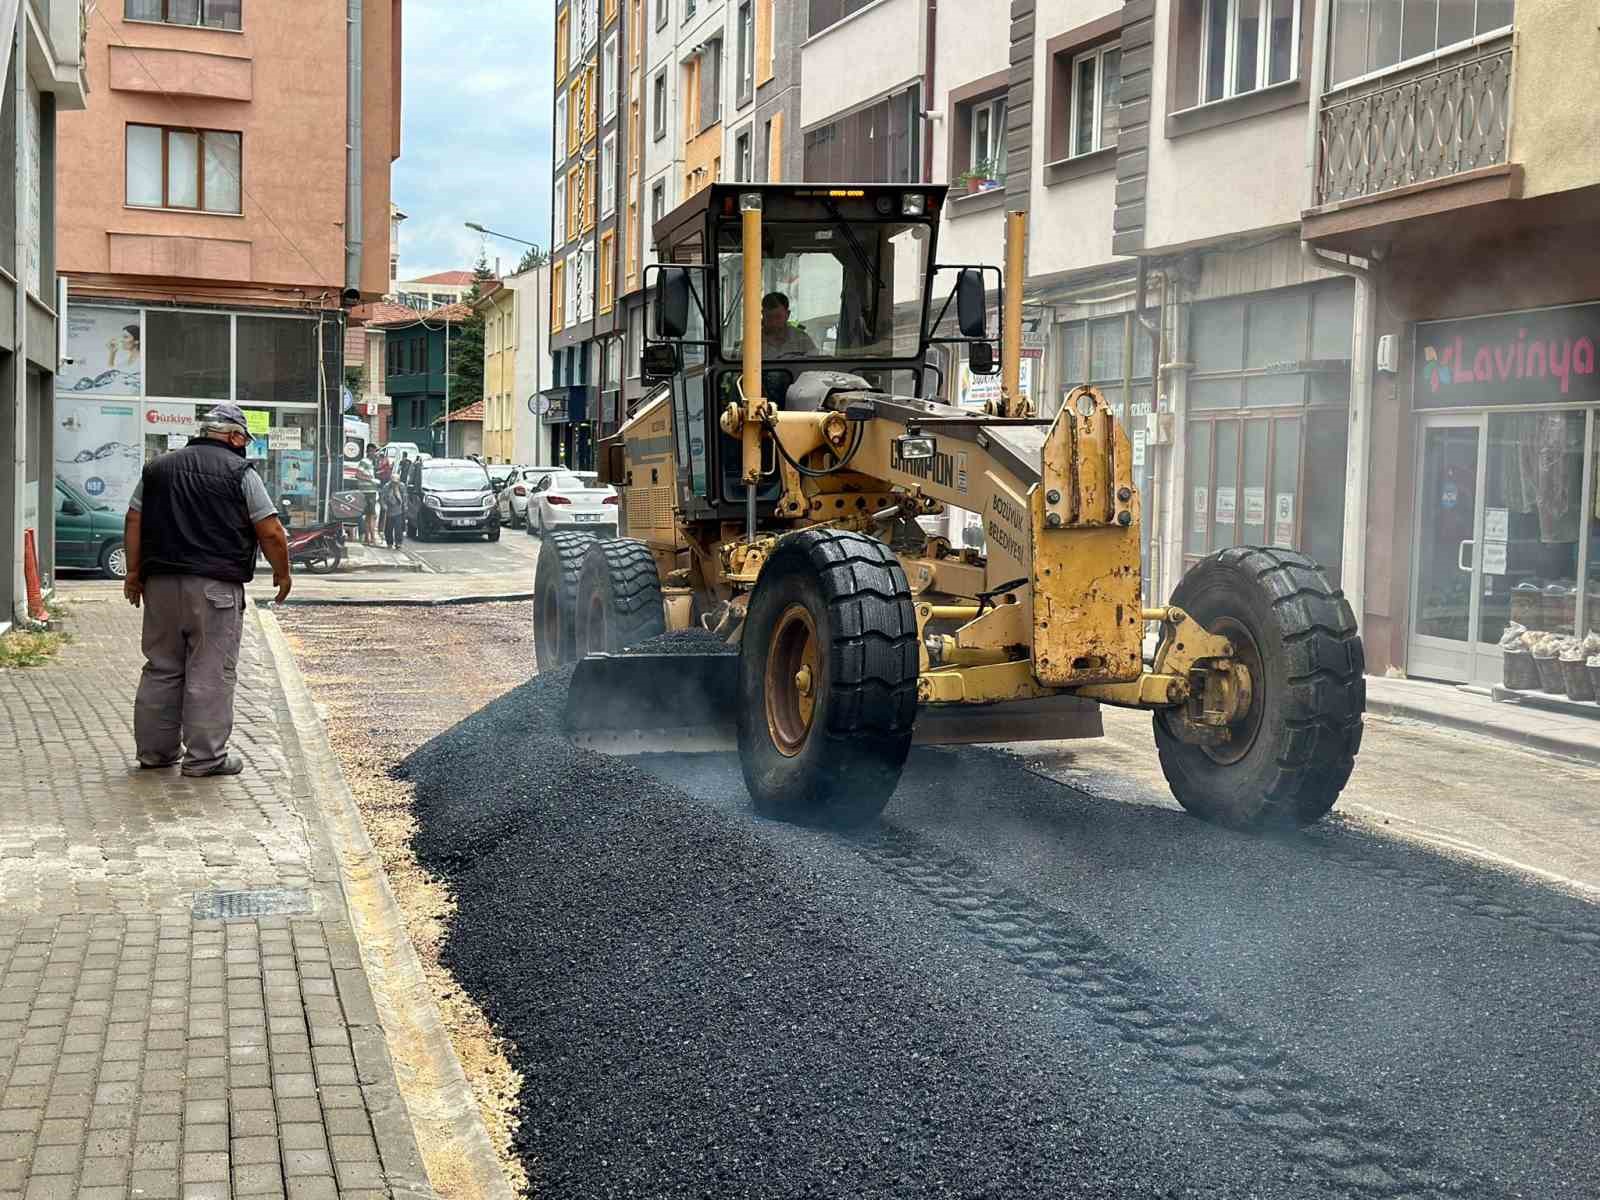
[52,0,402,524]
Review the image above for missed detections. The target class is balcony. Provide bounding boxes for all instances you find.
[1315,33,1513,207]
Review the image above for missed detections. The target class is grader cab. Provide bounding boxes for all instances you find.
[535,183,1365,830]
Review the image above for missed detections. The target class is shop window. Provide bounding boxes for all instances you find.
[236,316,316,405]
[146,310,229,400]
[1330,0,1514,87]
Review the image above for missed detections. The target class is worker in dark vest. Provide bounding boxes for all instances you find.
[123,403,292,777]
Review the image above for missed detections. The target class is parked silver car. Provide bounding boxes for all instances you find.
[494,467,543,527]
[526,470,617,538]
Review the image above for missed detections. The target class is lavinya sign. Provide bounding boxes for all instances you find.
[1415,304,1600,409]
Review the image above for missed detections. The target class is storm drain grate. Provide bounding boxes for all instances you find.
[191,887,314,921]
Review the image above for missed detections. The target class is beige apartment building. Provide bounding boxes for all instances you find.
[53,0,402,525]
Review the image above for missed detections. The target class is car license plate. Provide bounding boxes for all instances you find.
[574,513,602,523]
[450,518,476,527]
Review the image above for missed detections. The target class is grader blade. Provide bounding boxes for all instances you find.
[563,652,740,752]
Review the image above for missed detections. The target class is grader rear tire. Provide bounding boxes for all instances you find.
[737,529,919,828]
[535,530,598,672]
[577,538,665,656]
[1154,546,1364,830]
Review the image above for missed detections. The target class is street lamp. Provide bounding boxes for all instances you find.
[466,222,547,465]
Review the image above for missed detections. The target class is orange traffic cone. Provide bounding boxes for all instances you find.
[22,528,47,622]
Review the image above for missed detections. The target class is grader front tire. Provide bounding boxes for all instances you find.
[577,538,666,657]
[736,530,919,828]
[1154,546,1364,830]
[535,530,599,673]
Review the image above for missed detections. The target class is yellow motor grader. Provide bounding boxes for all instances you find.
[536,183,1364,830]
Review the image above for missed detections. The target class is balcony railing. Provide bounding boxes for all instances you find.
[1315,34,1513,207]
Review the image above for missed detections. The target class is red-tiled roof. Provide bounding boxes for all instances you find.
[411,270,476,285]
[432,400,484,425]
[349,300,425,327]
[367,300,474,328]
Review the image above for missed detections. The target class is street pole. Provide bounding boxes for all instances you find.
[444,315,451,457]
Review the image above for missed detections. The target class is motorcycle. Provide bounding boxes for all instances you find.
[279,507,346,574]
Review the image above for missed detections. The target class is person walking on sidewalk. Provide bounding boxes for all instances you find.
[122,403,293,777]
[380,474,408,549]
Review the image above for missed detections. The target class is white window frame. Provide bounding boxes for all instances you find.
[652,69,668,140]
[1197,0,1301,106]
[602,31,619,121]
[1068,42,1120,159]
[553,176,567,246]
[968,96,1007,180]
[565,251,580,327]
[1326,1,1515,93]
[736,0,754,106]
[554,92,568,165]
[601,133,618,216]
[650,179,666,249]
[734,128,752,182]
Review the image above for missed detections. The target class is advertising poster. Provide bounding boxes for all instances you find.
[143,401,197,440]
[268,426,303,450]
[55,398,142,509]
[958,359,1033,411]
[1243,486,1266,527]
[1191,487,1209,534]
[1273,493,1296,548]
[276,451,316,498]
[245,409,271,436]
[58,306,142,397]
[1215,487,1237,526]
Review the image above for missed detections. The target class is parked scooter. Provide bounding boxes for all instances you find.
[277,501,346,574]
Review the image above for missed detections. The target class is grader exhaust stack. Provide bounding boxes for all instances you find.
[544,183,1365,832]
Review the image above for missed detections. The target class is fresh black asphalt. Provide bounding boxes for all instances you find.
[400,645,1600,1199]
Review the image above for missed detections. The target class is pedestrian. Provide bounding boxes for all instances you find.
[361,488,379,546]
[122,403,292,777]
[398,452,412,485]
[376,453,393,484]
[380,474,408,549]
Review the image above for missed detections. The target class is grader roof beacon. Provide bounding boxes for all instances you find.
[538,182,1365,830]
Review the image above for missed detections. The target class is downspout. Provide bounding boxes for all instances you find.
[1302,0,1373,625]
[1134,256,1164,604]
[344,0,364,296]
[11,5,27,624]
[922,0,936,184]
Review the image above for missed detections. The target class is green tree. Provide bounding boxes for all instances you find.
[447,255,497,411]
[516,245,548,273]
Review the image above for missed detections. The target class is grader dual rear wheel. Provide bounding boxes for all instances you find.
[737,529,919,828]
[535,530,598,672]
[1154,546,1364,830]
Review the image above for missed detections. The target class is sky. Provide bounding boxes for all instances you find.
[391,1,553,282]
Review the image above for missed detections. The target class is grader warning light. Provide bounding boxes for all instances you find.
[542,182,1364,833]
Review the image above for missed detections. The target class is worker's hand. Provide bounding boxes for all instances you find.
[273,571,292,605]
[123,577,142,608]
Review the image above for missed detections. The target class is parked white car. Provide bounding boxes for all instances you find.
[494,466,544,527]
[526,470,617,538]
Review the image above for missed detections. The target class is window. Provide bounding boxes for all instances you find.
[599,231,616,314]
[564,253,580,328]
[602,32,619,122]
[575,66,598,145]
[734,128,752,182]
[556,9,569,78]
[553,176,567,246]
[551,259,567,332]
[698,37,723,131]
[1069,44,1121,157]
[652,70,667,140]
[685,0,695,18]
[126,124,242,214]
[1329,0,1514,86]
[577,244,595,322]
[146,310,229,400]
[802,84,920,184]
[237,316,316,405]
[808,0,875,38]
[1195,0,1298,105]
[604,0,618,22]
[650,179,666,248]
[579,0,599,54]
[969,96,1007,181]
[736,1,755,108]
[766,114,783,181]
[601,134,618,216]
[657,0,668,30]
[554,93,568,165]
[125,0,241,31]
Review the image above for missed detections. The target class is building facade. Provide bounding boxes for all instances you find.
[374,302,470,455]
[54,0,401,531]
[2,0,91,628]
[393,268,475,311]
[477,263,551,466]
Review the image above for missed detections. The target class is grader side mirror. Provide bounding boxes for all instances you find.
[641,343,679,381]
[969,342,998,376]
[956,269,987,339]
[655,268,692,339]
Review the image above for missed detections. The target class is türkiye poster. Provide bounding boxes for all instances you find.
[58,306,142,397]
[56,399,142,510]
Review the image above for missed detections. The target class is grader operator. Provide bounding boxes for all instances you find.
[536,183,1364,830]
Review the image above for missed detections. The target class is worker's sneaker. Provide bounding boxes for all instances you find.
[182,753,244,778]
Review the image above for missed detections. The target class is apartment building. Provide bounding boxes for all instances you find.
[54,0,401,529]
[478,263,552,466]
[393,268,475,310]
[2,0,90,628]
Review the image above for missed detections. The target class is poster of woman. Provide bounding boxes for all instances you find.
[58,306,142,396]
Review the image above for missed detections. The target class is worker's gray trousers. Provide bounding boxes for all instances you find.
[133,574,246,775]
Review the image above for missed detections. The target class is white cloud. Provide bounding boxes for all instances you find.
[391,0,553,282]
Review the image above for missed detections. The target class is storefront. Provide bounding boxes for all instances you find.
[539,384,594,470]
[1405,304,1600,685]
[55,303,340,524]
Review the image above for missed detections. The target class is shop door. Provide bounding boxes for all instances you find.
[1408,416,1488,682]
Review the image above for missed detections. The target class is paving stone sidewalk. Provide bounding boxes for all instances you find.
[0,594,431,1200]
